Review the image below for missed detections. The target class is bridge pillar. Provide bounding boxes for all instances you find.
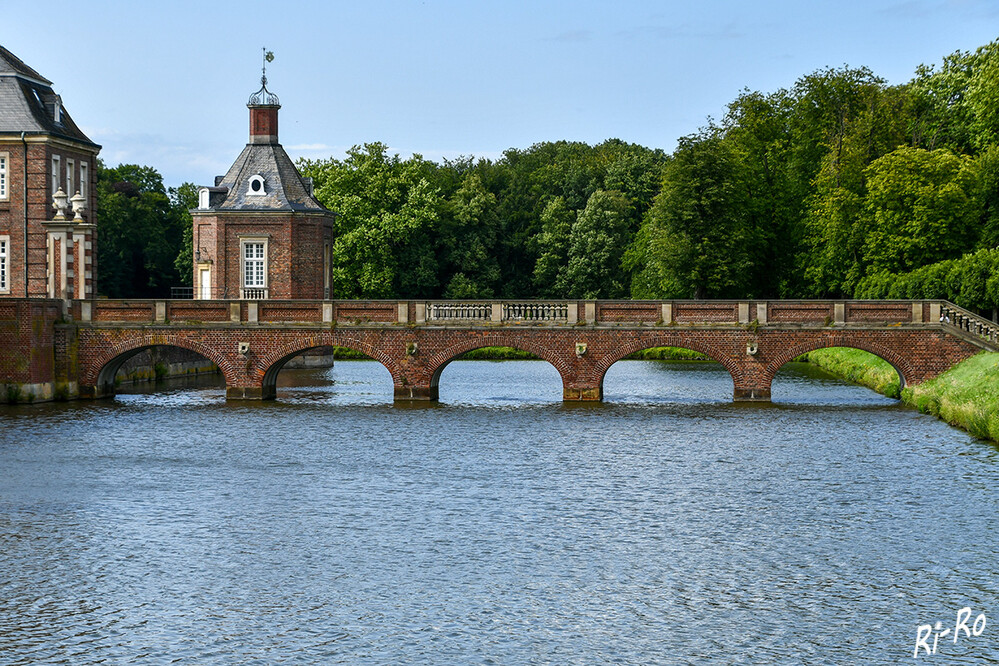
[733,386,771,402]
[227,386,269,400]
[394,384,438,401]
[563,386,602,401]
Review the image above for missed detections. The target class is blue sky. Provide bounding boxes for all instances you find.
[4,1,999,187]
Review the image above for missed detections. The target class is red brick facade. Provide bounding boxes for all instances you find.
[190,80,335,300]
[192,212,334,299]
[0,140,98,298]
[1,47,100,300]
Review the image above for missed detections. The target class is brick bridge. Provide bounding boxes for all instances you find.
[1,298,997,403]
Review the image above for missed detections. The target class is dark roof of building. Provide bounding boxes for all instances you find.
[0,44,98,147]
[211,142,327,212]
[0,44,50,83]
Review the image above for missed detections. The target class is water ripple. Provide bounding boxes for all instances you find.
[0,361,996,663]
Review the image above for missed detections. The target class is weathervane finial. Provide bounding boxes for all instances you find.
[261,47,274,87]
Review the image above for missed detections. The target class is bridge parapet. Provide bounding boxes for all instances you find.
[940,302,999,350]
[67,298,961,329]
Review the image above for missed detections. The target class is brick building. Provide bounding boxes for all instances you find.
[191,75,335,300]
[0,45,100,299]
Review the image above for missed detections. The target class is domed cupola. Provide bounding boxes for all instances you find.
[247,49,280,144]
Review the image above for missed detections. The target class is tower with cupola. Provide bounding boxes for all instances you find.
[190,53,335,300]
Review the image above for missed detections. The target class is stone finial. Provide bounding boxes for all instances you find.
[70,191,86,221]
[51,188,68,220]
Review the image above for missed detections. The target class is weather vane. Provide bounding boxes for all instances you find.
[261,47,274,87]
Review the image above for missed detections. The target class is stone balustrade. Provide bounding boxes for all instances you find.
[940,304,999,346]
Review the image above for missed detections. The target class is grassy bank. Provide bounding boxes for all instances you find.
[625,347,709,361]
[798,347,999,443]
[325,346,372,359]
[454,346,710,360]
[795,348,901,398]
[903,353,999,442]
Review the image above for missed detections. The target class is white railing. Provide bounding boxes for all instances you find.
[426,301,569,323]
[240,287,268,300]
[940,303,999,349]
[428,302,491,321]
[503,302,567,322]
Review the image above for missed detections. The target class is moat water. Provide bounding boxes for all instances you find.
[0,360,997,664]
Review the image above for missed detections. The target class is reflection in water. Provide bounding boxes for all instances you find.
[1,361,996,664]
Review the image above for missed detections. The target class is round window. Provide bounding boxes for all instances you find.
[250,178,263,192]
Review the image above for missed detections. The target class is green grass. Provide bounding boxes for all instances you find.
[795,348,901,398]
[625,347,710,361]
[457,346,540,360]
[902,352,999,442]
[326,346,372,359]
[797,347,999,443]
[453,346,710,361]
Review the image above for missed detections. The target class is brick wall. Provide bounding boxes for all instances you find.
[191,211,334,300]
[0,140,99,299]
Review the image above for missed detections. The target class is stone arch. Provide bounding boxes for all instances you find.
[258,333,399,400]
[84,334,236,397]
[764,336,913,390]
[590,334,742,396]
[426,336,568,393]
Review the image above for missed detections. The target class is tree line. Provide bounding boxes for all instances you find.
[97,38,999,319]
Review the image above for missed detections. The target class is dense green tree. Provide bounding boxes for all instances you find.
[96,162,190,298]
[862,146,980,275]
[558,190,633,299]
[300,144,447,298]
[531,196,574,297]
[441,172,500,298]
[171,182,200,285]
[630,132,754,299]
[723,89,799,295]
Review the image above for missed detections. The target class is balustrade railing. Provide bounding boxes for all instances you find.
[503,302,567,322]
[940,303,999,348]
[240,288,268,300]
[428,302,491,321]
[426,301,569,323]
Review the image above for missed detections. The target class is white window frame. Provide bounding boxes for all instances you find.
[0,152,8,200]
[240,237,268,298]
[0,236,9,293]
[79,161,88,200]
[247,174,266,196]
[66,159,74,197]
[51,155,60,195]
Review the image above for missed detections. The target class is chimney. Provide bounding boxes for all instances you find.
[249,102,279,144]
[247,71,280,144]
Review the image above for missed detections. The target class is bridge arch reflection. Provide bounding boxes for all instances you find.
[259,336,400,400]
[89,336,233,398]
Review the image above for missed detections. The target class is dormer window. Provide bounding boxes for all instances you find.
[198,187,210,209]
[247,174,266,196]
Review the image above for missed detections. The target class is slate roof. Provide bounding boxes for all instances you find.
[212,142,327,212]
[0,44,98,146]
